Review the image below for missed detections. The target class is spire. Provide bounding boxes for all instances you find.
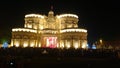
[48,5,54,17]
[51,5,53,11]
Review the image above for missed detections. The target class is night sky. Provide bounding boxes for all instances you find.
[0,0,119,45]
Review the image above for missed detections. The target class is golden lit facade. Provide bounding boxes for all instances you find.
[11,11,88,49]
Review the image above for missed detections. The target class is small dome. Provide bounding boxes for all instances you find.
[48,11,54,15]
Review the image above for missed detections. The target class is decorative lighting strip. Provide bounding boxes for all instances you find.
[60,29,87,33]
[25,14,44,18]
[12,28,37,33]
[42,30,57,34]
[57,14,78,18]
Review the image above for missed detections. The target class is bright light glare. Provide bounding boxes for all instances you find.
[82,43,86,49]
[2,42,8,48]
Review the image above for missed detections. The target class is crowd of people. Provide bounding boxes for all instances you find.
[0,47,119,58]
[0,47,120,68]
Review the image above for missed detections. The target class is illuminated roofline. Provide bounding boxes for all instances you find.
[12,28,37,33]
[42,30,57,34]
[60,28,87,33]
[57,14,78,18]
[25,14,44,18]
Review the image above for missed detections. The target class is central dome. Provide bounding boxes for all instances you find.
[48,11,54,15]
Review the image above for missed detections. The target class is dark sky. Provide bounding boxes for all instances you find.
[0,0,119,44]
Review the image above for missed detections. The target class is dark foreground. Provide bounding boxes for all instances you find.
[0,47,120,68]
